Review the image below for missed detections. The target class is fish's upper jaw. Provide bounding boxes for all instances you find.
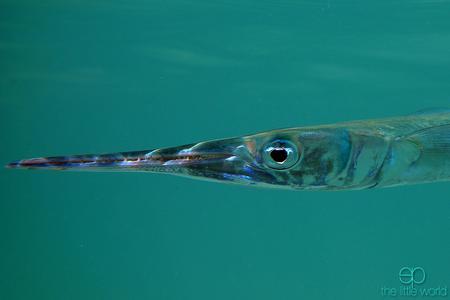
[5,150,153,171]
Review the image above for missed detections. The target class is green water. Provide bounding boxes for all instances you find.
[1,1,450,299]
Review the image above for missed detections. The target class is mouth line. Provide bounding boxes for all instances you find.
[7,152,236,169]
[150,152,234,164]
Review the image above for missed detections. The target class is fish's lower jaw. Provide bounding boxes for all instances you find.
[5,162,20,169]
[5,160,45,169]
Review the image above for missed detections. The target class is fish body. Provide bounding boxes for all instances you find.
[7,111,450,191]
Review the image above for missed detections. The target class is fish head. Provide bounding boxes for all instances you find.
[8,127,352,190]
[152,127,352,190]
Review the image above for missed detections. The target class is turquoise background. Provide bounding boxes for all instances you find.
[1,1,450,299]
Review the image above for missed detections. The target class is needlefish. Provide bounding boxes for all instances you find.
[7,110,450,190]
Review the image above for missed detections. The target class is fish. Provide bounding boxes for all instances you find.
[6,110,450,190]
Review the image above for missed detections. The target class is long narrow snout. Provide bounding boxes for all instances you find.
[7,144,233,172]
[6,137,263,185]
[6,137,278,185]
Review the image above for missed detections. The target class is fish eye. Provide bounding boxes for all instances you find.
[270,148,288,163]
[262,140,300,170]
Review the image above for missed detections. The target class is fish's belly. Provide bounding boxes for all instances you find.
[377,147,450,188]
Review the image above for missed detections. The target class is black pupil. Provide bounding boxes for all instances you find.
[270,148,288,163]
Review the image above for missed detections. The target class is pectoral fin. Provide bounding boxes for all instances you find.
[406,124,450,156]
